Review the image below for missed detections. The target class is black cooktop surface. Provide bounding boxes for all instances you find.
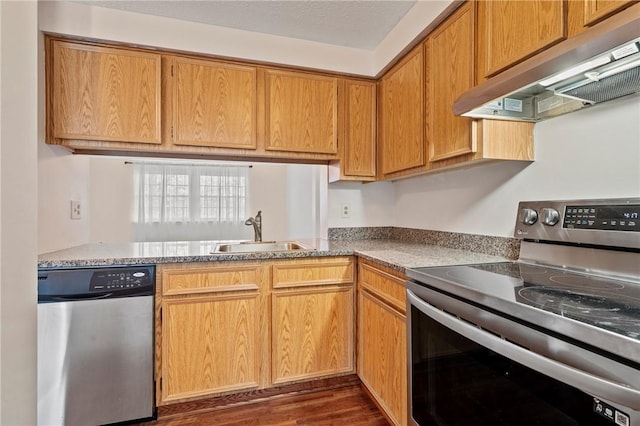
[408,262,640,341]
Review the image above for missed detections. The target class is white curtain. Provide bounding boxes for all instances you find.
[132,163,251,242]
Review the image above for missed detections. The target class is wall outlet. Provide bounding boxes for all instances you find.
[341,203,351,218]
[71,200,82,220]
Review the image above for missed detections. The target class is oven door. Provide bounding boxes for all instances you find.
[407,281,640,426]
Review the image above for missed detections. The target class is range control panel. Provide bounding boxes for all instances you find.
[89,268,153,291]
[564,205,640,231]
[514,198,640,250]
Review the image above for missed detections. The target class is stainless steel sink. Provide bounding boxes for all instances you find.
[212,241,311,253]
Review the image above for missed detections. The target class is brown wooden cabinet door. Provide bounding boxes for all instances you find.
[426,1,476,162]
[568,0,637,36]
[358,291,407,426]
[583,0,636,25]
[170,57,257,149]
[341,80,377,178]
[161,293,261,402]
[50,41,161,144]
[266,70,338,154]
[379,46,425,176]
[478,0,567,78]
[272,286,354,384]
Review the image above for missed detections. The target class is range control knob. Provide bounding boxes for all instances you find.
[541,208,560,226]
[519,208,538,225]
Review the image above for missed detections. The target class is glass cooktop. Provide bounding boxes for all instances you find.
[408,262,640,342]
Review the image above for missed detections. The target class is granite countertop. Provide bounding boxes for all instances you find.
[37,238,509,272]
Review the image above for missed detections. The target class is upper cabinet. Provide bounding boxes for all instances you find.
[48,40,161,145]
[583,0,636,26]
[379,46,425,177]
[46,38,340,163]
[45,1,636,178]
[265,70,338,154]
[569,0,637,35]
[425,1,476,162]
[477,0,567,79]
[330,79,377,182]
[168,56,257,150]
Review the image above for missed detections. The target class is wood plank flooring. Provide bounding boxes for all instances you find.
[143,384,390,426]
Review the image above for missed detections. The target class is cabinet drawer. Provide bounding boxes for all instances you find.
[358,263,406,314]
[162,265,261,296]
[272,258,354,289]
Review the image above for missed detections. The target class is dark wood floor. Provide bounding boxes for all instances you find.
[144,384,390,426]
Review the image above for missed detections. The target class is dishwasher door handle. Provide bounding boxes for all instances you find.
[39,293,114,303]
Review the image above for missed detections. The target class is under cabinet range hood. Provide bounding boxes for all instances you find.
[463,39,640,122]
[454,5,640,122]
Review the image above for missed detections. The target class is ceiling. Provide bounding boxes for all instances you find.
[75,1,418,50]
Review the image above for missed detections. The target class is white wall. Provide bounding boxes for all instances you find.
[40,157,318,250]
[38,145,91,253]
[39,1,374,75]
[248,163,288,241]
[392,94,640,237]
[0,1,38,424]
[40,1,373,75]
[39,0,453,77]
[89,157,133,244]
[286,164,329,239]
[327,181,395,228]
[372,0,452,73]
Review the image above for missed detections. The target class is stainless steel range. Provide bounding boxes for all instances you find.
[406,198,640,426]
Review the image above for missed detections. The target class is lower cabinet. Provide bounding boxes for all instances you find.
[161,293,262,401]
[157,263,268,404]
[271,258,355,384]
[272,286,354,384]
[357,260,408,426]
[156,257,355,405]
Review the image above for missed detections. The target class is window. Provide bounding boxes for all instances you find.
[132,163,249,242]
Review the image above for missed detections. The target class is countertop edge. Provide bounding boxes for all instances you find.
[38,242,510,274]
[37,248,356,269]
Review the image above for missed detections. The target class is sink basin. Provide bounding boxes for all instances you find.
[212,241,311,253]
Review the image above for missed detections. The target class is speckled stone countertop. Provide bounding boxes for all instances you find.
[37,238,509,273]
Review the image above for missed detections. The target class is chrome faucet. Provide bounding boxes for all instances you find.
[244,210,262,242]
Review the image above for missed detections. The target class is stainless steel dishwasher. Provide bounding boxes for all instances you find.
[37,265,156,426]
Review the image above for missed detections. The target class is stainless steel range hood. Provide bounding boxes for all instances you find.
[454,5,640,122]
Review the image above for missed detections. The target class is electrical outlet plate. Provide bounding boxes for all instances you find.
[341,203,351,218]
[71,200,81,220]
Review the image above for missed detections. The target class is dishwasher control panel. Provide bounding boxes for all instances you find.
[38,265,155,302]
[90,268,153,291]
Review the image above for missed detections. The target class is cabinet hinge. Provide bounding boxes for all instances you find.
[170,65,174,77]
[159,377,162,392]
[171,126,174,139]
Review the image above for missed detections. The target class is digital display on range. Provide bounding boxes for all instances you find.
[563,205,640,232]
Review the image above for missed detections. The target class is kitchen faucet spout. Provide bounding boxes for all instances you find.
[244,210,262,242]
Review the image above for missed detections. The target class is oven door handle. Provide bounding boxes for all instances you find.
[407,290,640,410]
